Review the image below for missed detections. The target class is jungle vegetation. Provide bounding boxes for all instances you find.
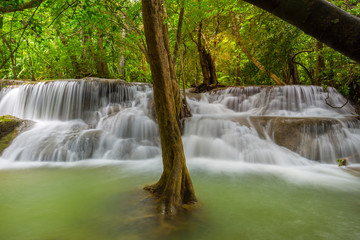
[0,0,359,103]
[1,0,360,216]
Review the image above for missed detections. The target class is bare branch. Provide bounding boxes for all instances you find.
[291,50,314,80]
[0,3,41,69]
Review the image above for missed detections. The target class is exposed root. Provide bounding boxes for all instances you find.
[102,187,201,239]
[144,177,198,218]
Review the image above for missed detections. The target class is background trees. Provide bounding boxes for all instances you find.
[0,0,359,103]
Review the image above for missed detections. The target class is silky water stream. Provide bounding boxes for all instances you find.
[0,79,359,240]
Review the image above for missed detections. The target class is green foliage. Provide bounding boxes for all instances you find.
[337,158,348,166]
[0,0,358,105]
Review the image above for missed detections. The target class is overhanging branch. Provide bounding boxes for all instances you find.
[0,0,46,13]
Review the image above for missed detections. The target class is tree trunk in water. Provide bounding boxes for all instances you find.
[231,13,285,85]
[243,0,360,63]
[314,41,325,85]
[197,22,217,87]
[141,0,197,216]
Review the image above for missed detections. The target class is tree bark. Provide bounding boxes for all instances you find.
[95,30,110,78]
[56,27,83,79]
[291,50,314,81]
[119,28,126,77]
[231,12,285,85]
[28,55,35,81]
[1,36,17,79]
[197,22,217,86]
[79,29,92,77]
[286,56,300,84]
[172,0,185,65]
[243,0,360,63]
[314,41,325,85]
[141,0,197,216]
[0,0,45,13]
[180,48,189,111]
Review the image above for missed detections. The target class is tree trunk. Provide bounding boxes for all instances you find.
[141,0,197,216]
[235,62,241,85]
[231,12,285,85]
[55,27,83,79]
[79,30,92,77]
[1,36,17,79]
[291,50,314,81]
[235,47,242,85]
[243,0,360,63]
[286,55,300,84]
[314,41,325,85]
[197,22,217,86]
[180,48,189,112]
[172,0,185,65]
[119,28,126,77]
[95,29,110,78]
[28,55,35,81]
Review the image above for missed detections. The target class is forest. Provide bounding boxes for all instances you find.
[1,0,359,104]
[1,0,360,239]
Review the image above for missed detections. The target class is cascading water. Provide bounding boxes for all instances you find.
[0,79,158,162]
[0,80,359,165]
[185,85,360,164]
[1,80,360,240]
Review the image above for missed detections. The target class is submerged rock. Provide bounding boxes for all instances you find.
[0,115,33,155]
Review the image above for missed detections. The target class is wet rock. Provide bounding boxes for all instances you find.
[251,116,340,152]
[223,115,360,162]
[0,115,34,155]
[0,80,33,89]
[82,111,101,128]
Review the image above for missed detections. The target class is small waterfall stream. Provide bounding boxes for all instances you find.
[0,80,359,165]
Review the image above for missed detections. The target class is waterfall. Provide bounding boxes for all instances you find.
[188,85,356,116]
[0,81,359,165]
[0,79,144,120]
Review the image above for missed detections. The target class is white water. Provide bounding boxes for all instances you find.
[0,80,359,188]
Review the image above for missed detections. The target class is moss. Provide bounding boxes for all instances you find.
[0,115,22,137]
[0,115,22,155]
[0,130,18,155]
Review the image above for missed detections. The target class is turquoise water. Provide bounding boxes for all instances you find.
[0,162,359,240]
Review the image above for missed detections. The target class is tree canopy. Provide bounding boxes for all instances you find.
[0,0,359,103]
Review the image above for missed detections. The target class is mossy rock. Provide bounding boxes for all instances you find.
[0,115,22,137]
[0,115,33,155]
